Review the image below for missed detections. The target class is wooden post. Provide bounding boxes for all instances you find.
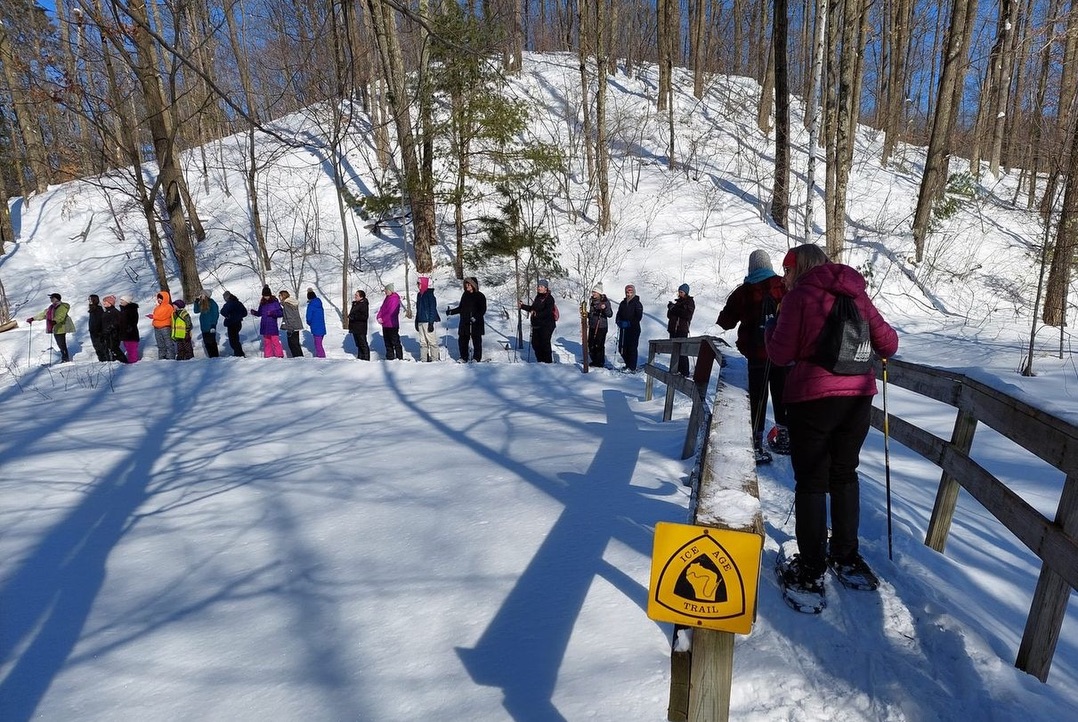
[925,405,978,552]
[645,342,658,401]
[1016,473,1078,681]
[665,342,681,421]
[686,630,735,722]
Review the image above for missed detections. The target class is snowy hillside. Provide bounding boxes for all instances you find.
[1,53,1075,720]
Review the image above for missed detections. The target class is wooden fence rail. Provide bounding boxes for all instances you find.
[872,358,1078,682]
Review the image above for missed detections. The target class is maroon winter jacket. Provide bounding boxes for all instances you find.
[765,263,899,404]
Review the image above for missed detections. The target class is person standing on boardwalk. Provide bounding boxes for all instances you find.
[666,283,695,376]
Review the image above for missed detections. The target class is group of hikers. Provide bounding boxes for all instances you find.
[27,243,897,610]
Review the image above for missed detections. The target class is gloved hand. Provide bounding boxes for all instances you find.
[763,315,777,332]
[26,317,33,324]
[446,307,451,315]
[427,322,434,332]
[617,320,629,329]
[667,301,674,309]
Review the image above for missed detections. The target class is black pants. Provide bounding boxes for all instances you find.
[352,328,370,360]
[588,325,608,368]
[202,330,220,358]
[54,333,71,362]
[787,395,872,571]
[747,359,788,438]
[618,326,640,371]
[457,329,483,362]
[285,330,304,357]
[531,325,554,363]
[105,332,128,363]
[670,332,690,376]
[90,333,109,361]
[382,327,403,360]
[225,323,246,357]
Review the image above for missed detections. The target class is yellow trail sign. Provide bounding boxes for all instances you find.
[647,522,762,635]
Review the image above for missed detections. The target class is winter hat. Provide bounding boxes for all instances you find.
[782,249,797,270]
[120,296,132,305]
[173,299,186,309]
[89,294,101,305]
[385,283,395,293]
[103,295,117,305]
[49,292,62,301]
[592,282,604,295]
[537,278,550,289]
[464,276,479,290]
[678,283,690,294]
[261,285,272,297]
[625,284,636,293]
[222,291,231,301]
[306,287,316,300]
[748,250,773,274]
[418,276,429,293]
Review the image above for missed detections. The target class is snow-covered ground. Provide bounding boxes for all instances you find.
[1,52,1075,720]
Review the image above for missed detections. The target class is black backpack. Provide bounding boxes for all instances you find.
[754,291,778,350]
[813,294,875,375]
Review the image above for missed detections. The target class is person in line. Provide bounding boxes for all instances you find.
[101,295,128,363]
[718,249,789,464]
[586,282,613,368]
[414,276,441,362]
[278,289,304,357]
[118,296,141,362]
[305,288,327,358]
[250,285,284,358]
[148,290,176,360]
[446,276,486,362]
[348,290,370,360]
[193,290,220,358]
[376,283,404,360]
[519,278,557,363]
[87,294,109,361]
[667,283,695,376]
[172,299,195,360]
[27,292,74,363]
[766,243,899,596]
[615,284,643,372]
[220,291,248,357]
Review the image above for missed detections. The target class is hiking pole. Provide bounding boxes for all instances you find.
[882,357,894,561]
[27,325,33,367]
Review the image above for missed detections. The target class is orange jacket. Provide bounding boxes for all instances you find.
[151,291,174,328]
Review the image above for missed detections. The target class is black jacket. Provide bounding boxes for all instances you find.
[348,298,369,332]
[667,295,695,336]
[616,296,643,332]
[221,295,248,329]
[447,289,487,335]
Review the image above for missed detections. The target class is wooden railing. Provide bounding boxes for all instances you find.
[873,358,1078,682]
[645,336,762,722]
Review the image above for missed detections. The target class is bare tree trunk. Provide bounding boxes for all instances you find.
[691,0,706,99]
[804,0,827,242]
[757,31,775,134]
[770,0,790,229]
[595,0,611,232]
[365,0,435,273]
[0,22,50,195]
[119,0,203,298]
[880,0,913,166]
[224,1,272,272]
[911,0,979,262]
[1043,109,1078,327]
[579,1,595,184]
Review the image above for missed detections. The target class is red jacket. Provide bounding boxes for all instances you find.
[765,263,898,403]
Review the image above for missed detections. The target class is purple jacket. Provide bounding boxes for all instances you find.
[250,297,283,336]
[376,292,401,328]
[765,263,898,404]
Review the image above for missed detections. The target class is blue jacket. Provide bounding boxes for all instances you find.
[416,289,440,324]
[306,296,327,336]
[194,297,220,333]
[221,295,248,329]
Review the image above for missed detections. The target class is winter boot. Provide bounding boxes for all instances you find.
[767,425,791,455]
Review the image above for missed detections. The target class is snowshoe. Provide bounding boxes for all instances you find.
[767,425,791,455]
[776,547,826,614]
[827,553,879,591]
[754,446,773,465]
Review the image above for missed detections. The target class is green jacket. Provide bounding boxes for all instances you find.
[33,302,75,335]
